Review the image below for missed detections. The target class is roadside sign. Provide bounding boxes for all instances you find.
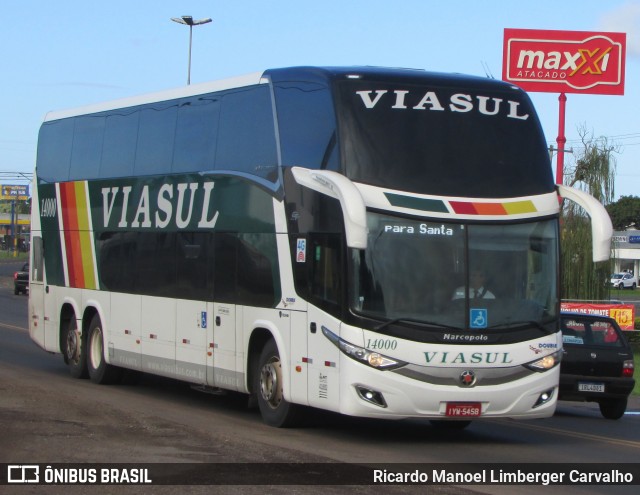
[1,184,30,201]
[503,28,626,95]
[561,302,635,330]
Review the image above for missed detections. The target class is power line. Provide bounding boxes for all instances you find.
[0,172,33,183]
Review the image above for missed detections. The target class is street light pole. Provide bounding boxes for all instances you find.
[171,15,212,85]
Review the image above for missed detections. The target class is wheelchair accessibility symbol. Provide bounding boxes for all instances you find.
[470,309,488,329]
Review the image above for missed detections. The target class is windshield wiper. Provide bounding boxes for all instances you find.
[376,318,464,332]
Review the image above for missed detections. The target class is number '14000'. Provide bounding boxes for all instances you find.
[366,338,397,351]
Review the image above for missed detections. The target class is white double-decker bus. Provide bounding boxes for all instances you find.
[28,66,612,427]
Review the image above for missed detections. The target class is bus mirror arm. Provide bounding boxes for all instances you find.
[291,167,368,249]
[557,184,613,263]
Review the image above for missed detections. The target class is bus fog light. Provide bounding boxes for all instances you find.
[355,386,387,408]
[533,388,554,408]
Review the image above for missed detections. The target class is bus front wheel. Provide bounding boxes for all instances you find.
[87,315,122,385]
[255,339,301,428]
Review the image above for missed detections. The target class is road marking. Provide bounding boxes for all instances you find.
[0,321,28,332]
[491,418,640,449]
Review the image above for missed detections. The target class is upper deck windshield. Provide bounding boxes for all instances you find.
[350,214,558,336]
[334,77,554,198]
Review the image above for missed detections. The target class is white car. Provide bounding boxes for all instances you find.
[610,272,637,289]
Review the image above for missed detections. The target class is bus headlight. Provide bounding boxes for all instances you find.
[321,326,407,370]
[524,350,562,372]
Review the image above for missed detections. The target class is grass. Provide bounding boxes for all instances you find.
[0,251,28,262]
[609,287,639,299]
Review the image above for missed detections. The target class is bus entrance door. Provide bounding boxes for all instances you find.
[306,306,341,410]
[28,235,46,349]
[208,302,238,391]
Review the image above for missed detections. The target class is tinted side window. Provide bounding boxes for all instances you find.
[216,86,278,181]
[135,103,178,175]
[97,230,278,308]
[98,232,138,292]
[236,233,278,307]
[101,111,139,178]
[70,116,104,180]
[31,236,44,283]
[173,96,220,173]
[37,119,74,182]
[135,232,177,297]
[214,233,237,303]
[39,84,279,182]
[273,81,339,170]
[176,231,212,300]
[309,233,342,307]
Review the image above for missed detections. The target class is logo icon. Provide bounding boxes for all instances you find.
[7,465,40,483]
[459,370,477,387]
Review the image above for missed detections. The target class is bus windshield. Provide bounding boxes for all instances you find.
[334,78,554,198]
[350,213,558,332]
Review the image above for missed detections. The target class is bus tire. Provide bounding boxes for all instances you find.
[63,317,88,379]
[255,339,300,428]
[87,314,122,385]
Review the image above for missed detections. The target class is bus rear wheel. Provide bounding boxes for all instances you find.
[63,318,87,379]
[87,315,122,385]
[255,339,301,428]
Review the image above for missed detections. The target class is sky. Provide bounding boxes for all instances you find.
[1,0,639,200]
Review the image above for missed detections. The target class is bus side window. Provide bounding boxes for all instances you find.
[309,234,342,309]
[31,236,44,282]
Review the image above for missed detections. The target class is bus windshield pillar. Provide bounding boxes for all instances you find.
[292,167,368,249]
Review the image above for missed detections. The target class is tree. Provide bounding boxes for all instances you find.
[560,125,617,301]
[606,195,640,230]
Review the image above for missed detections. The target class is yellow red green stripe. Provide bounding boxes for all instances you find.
[59,181,97,289]
[385,192,538,216]
[449,199,537,215]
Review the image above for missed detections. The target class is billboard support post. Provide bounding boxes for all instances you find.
[556,93,567,185]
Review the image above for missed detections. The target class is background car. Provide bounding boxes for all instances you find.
[610,272,637,289]
[13,263,29,295]
[559,313,635,419]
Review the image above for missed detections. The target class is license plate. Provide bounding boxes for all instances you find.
[445,402,482,417]
[578,382,605,393]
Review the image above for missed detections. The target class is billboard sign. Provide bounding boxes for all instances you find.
[1,184,30,201]
[503,28,626,95]
[561,302,635,330]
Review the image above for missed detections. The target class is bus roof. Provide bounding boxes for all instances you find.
[43,71,266,122]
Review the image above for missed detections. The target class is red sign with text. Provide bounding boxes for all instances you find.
[503,28,626,95]
[561,302,635,330]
